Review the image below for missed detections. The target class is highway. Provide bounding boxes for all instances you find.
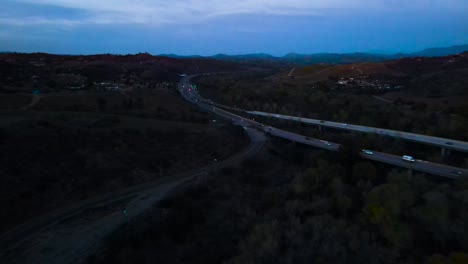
[182,76,467,179]
[178,76,340,151]
[246,111,468,153]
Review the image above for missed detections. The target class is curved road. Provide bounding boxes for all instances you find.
[179,76,340,151]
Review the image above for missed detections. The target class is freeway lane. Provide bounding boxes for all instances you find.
[266,127,340,151]
[247,111,468,153]
[179,76,340,151]
[361,150,468,179]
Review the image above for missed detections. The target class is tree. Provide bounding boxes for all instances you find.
[363,180,415,251]
[332,194,352,216]
[352,162,377,181]
[411,190,451,247]
[230,221,281,264]
[292,160,345,198]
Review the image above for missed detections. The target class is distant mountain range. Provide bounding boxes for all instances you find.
[410,44,468,57]
[160,44,468,66]
[3,44,468,67]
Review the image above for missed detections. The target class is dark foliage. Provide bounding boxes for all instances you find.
[89,144,468,264]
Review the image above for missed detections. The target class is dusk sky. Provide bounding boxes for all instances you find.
[1,0,467,56]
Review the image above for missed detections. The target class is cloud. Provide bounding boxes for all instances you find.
[3,0,467,27]
[0,17,82,26]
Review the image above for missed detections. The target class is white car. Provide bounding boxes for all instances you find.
[362,149,373,155]
[402,155,415,162]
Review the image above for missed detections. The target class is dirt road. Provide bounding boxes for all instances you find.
[0,128,265,264]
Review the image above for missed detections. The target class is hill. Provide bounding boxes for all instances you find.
[267,52,468,108]
[182,44,468,66]
[0,52,244,93]
[410,44,468,57]
[276,51,468,83]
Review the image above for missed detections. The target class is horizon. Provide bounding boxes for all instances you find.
[2,43,468,57]
[1,0,468,55]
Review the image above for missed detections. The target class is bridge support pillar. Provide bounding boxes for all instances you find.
[441,147,451,158]
[318,125,322,132]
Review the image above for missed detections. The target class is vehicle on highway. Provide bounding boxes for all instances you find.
[342,123,348,126]
[305,137,311,140]
[451,170,463,175]
[446,142,454,145]
[402,155,416,162]
[320,120,324,123]
[320,140,331,146]
[362,149,373,155]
